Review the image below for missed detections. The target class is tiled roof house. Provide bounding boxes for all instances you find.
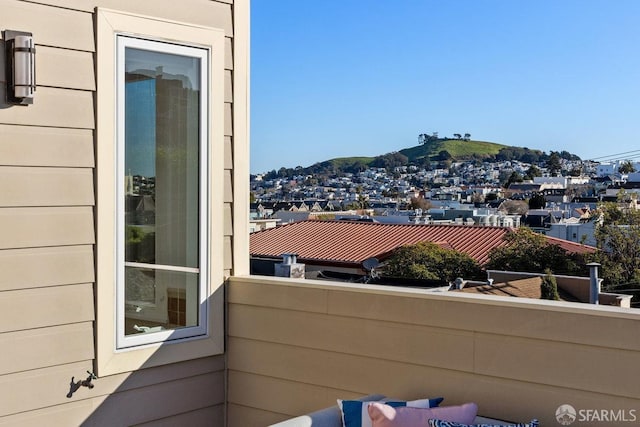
[250,220,596,268]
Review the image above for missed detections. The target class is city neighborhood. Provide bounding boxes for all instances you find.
[1,1,640,426]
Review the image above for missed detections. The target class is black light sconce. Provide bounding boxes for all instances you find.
[3,30,36,105]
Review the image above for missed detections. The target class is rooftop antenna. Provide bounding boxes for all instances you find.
[361,257,381,284]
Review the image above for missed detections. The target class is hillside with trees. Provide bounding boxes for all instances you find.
[259,132,581,179]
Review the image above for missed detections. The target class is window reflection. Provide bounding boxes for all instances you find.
[123,47,202,335]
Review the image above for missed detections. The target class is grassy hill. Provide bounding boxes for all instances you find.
[279,138,550,178]
[319,139,506,170]
[399,139,506,162]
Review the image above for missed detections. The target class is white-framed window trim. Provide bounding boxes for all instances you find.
[115,36,209,349]
[96,8,225,376]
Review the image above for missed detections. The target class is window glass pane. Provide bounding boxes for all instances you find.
[120,41,206,341]
[124,266,199,336]
[124,47,201,269]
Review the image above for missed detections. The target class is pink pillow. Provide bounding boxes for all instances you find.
[368,402,478,427]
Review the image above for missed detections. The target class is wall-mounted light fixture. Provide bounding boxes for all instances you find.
[3,30,36,105]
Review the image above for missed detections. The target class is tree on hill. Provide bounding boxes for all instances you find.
[546,152,562,176]
[524,165,542,180]
[418,132,439,144]
[437,150,452,161]
[384,242,483,283]
[504,171,524,188]
[463,133,471,141]
[371,152,409,170]
[559,150,581,161]
[453,133,462,139]
[496,147,544,163]
[486,228,587,275]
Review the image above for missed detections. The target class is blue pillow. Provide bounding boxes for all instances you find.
[339,397,444,427]
[428,419,539,427]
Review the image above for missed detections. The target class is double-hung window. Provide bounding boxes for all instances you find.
[96,9,225,375]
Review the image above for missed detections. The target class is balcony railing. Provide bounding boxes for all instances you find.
[226,275,640,426]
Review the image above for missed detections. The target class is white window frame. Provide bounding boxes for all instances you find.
[115,36,210,348]
[96,8,225,376]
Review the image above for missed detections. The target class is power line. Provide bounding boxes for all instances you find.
[587,150,640,162]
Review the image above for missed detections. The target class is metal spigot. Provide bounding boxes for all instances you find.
[81,371,97,389]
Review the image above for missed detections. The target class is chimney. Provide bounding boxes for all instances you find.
[587,262,601,304]
[274,253,305,279]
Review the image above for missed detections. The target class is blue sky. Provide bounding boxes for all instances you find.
[250,0,640,174]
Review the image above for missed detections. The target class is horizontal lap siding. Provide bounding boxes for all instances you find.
[0,0,234,425]
[0,246,94,291]
[0,207,94,249]
[227,277,640,426]
[0,167,94,207]
[0,356,226,426]
[0,125,94,167]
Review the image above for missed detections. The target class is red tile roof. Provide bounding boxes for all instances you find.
[250,220,596,266]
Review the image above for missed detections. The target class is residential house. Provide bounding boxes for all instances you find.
[249,220,595,275]
[451,272,631,308]
[0,1,248,425]
[2,2,640,426]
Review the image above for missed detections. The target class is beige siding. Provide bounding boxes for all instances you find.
[224,136,233,169]
[18,0,233,36]
[0,323,94,376]
[36,46,95,90]
[0,0,94,51]
[0,207,94,249]
[0,87,94,128]
[0,245,94,291]
[0,167,94,207]
[0,356,226,426]
[0,283,94,333]
[227,404,291,427]
[1,0,238,425]
[0,125,93,167]
[136,405,225,427]
[227,276,640,426]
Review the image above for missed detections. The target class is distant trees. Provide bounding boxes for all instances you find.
[446,133,471,141]
[496,147,545,163]
[371,152,409,170]
[540,269,560,300]
[486,228,587,275]
[593,203,640,289]
[504,171,524,188]
[419,132,439,144]
[419,131,471,143]
[528,193,546,209]
[568,166,583,177]
[409,196,432,210]
[524,165,542,180]
[499,199,529,215]
[437,150,452,161]
[546,152,562,176]
[384,242,483,283]
[619,160,636,174]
